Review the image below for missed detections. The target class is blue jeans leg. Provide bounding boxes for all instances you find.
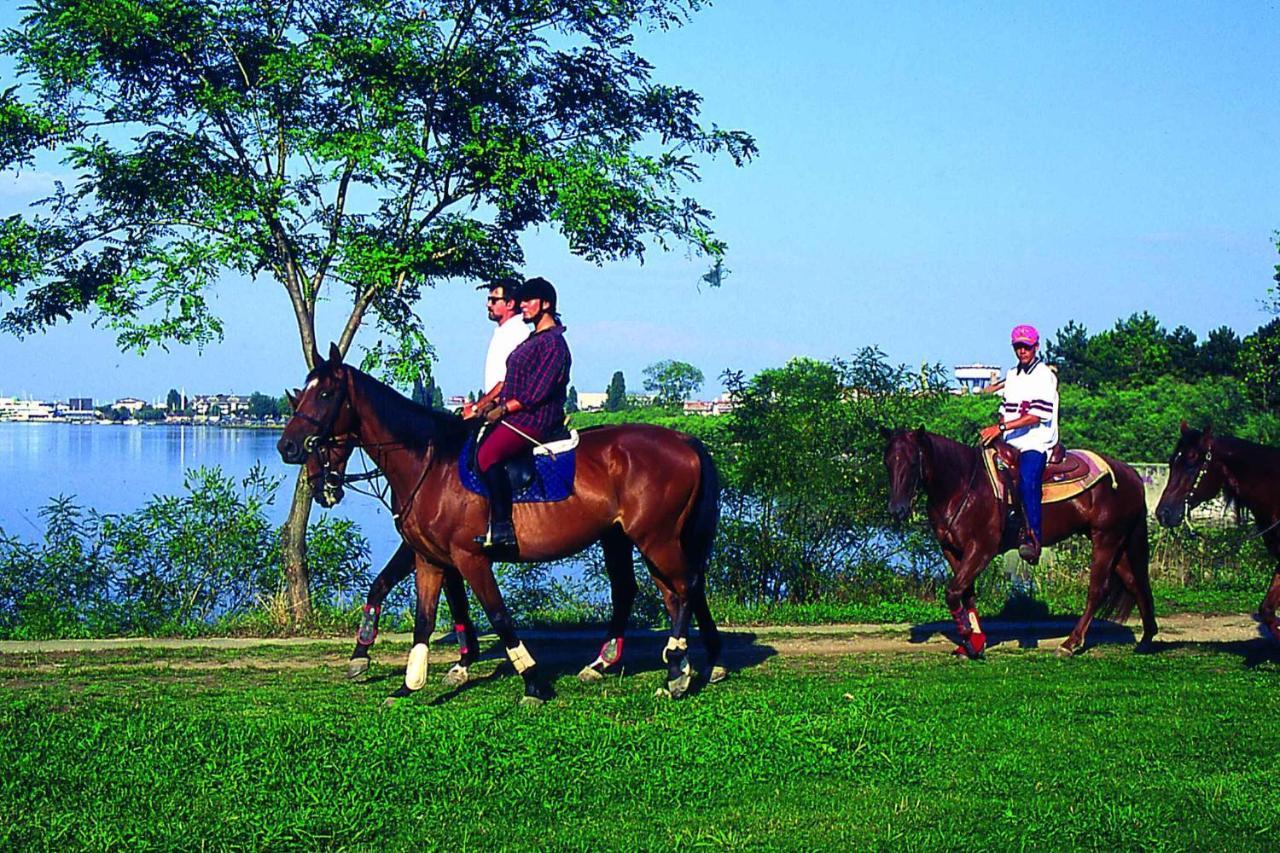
[1019,450,1047,542]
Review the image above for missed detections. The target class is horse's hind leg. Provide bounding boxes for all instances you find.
[691,581,725,683]
[1257,568,1280,644]
[441,565,480,688]
[1117,518,1158,650]
[1059,532,1124,657]
[639,545,695,698]
[349,542,416,679]
[579,524,637,682]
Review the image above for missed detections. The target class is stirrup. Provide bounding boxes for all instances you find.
[1017,532,1041,565]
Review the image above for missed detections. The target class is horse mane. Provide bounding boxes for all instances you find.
[921,431,983,476]
[342,365,471,456]
[1210,432,1280,519]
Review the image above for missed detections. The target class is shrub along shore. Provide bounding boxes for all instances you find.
[3,346,1277,640]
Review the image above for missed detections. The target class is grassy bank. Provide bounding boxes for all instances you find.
[3,640,1277,849]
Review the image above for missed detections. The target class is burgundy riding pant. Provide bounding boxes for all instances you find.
[476,422,542,473]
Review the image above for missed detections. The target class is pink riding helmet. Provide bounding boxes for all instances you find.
[1010,324,1039,347]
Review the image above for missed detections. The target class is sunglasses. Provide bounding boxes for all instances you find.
[486,296,508,303]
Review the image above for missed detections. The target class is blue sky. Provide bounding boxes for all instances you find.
[0,1,1277,403]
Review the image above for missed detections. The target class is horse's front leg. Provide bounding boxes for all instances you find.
[398,559,446,695]
[1257,567,1280,644]
[441,565,481,688]
[348,542,416,679]
[945,551,993,660]
[457,554,552,706]
[1059,531,1123,656]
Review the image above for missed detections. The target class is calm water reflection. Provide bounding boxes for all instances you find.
[0,422,402,568]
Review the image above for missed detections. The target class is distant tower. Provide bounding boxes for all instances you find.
[954,364,1001,394]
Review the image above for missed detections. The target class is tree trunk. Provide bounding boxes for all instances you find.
[282,468,314,627]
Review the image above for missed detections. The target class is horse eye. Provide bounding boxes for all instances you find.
[319,390,332,399]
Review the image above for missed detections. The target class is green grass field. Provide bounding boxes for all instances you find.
[3,638,1278,850]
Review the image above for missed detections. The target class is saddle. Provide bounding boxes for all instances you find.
[983,440,1115,505]
[460,425,578,503]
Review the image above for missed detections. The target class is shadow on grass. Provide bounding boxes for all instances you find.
[907,591,1139,652]
[1142,617,1280,669]
[361,628,778,705]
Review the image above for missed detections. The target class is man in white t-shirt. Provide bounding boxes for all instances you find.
[463,277,529,420]
[979,323,1060,564]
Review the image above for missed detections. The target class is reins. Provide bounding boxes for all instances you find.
[1176,441,1280,542]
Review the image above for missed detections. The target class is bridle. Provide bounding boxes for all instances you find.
[294,374,436,526]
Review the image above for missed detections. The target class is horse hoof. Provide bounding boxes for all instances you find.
[654,687,672,699]
[1056,644,1078,658]
[578,664,604,683]
[405,643,429,691]
[442,664,469,688]
[709,665,728,684]
[346,658,370,679]
[519,695,545,708]
[667,672,692,699]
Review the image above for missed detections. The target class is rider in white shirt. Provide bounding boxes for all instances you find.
[463,277,529,420]
[979,324,1060,564]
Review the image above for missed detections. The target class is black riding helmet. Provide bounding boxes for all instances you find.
[516,276,557,311]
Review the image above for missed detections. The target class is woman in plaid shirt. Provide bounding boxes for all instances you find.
[475,277,572,554]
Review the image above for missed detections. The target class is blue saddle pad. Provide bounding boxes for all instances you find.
[459,434,576,503]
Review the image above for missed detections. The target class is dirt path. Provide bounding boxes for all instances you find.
[0,612,1269,661]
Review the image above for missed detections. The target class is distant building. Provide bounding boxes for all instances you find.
[682,394,736,416]
[446,395,469,409]
[189,394,251,418]
[576,392,606,411]
[954,364,1001,394]
[114,397,148,412]
[69,397,94,411]
[0,397,57,421]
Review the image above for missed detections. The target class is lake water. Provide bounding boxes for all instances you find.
[0,422,405,569]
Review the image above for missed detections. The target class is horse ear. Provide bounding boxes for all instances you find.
[310,343,324,368]
[329,342,344,365]
[1180,419,1190,434]
[285,389,299,412]
[878,425,892,442]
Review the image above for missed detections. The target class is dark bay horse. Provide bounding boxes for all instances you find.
[1155,423,1280,643]
[279,344,723,702]
[884,428,1156,657]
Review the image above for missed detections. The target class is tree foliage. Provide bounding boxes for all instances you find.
[642,359,703,406]
[0,0,754,358]
[604,370,627,411]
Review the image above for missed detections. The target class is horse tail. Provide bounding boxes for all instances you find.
[680,436,721,575]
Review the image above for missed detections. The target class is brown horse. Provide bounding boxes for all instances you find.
[1155,422,1280,643]
[884,428,1156,657]
[278,344,723,702]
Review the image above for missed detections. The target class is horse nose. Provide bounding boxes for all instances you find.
[1155,505,1181,528]
[278,435,301,463]
[888,501,909,524]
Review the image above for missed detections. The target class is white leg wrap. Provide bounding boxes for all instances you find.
[506,642,536,674]
[405,643,430,691]
[662,636,688,664]
[968,611,983,634]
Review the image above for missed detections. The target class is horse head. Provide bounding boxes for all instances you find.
[278,342,360,507]
[1155,421,1220,528]
[884,427,929,523]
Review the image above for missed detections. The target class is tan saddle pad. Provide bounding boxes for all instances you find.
[982,447,1116,504]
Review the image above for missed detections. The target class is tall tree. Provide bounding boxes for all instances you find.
[565,385,579,414]
[1199,326,1242,377]
[604,371,627,412]
[165,388,183,412]
[1045,321,1091,387]
[0,1,754,623]
[642,359,704,407]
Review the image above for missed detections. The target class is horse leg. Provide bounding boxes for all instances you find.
[400,560,446,694]
[459,556,552,705]
[691,580,725,684]
[1059,533,1123,657]
[580,525,637,682]
[348,542,416,679]
[1114,519,1158,651]
[441,565,481,688]
[640,546,695,698]
[1257,568,1280,644]
[945,557,989,660]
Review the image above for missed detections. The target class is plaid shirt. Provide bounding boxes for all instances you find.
[501,325,571,437]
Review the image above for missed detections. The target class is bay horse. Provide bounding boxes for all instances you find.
[1155,422,1280,643]
[278,344,724,702]
[884,428,1156,657]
